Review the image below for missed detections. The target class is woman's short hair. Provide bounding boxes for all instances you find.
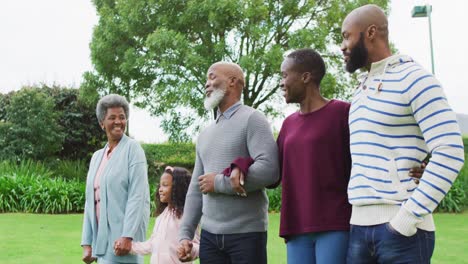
[287,48,326,86]
[96,94,130,123]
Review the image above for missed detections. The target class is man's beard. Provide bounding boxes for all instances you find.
[345,32,369,73]
[204,88,226,110]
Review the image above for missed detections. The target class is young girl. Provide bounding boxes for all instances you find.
[124,166,200,263]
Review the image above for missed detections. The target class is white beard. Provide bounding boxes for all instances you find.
[204,88,226,110]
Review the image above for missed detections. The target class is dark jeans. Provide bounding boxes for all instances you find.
[347,223,435,264]
[199,229,267,264]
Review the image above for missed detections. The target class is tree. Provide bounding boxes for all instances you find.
[0,88,64,160]
[0,86,107,161]
[42,85,107,160]
[86,0,389,140]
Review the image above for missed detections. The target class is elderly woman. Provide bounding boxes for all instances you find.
[81,94,150,264]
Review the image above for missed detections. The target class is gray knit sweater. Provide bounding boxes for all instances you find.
[179,104,279,241]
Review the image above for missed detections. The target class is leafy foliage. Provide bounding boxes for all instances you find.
[267,187,282,213]
[436,138,468,213]
[0,159,52,178]
[437,177,466,213]
[160,111,197,143]
[0,136,464,214]
[0,171,85,214]
[42,85,107,160]
[46,159,89,182]
[142,143,196,183]
[86,0,389,139]
[0,92,11,122]
[0,85,106,161]
[0,88,64,160]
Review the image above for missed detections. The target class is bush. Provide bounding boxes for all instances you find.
[267,187,282,213]
[0,159,88,181]
[47,159,89,181]
[0,85,106,162]
[437,177,466,213]
[142,142,284,212]
[437,147,467,212]
[0,159,52,178]
[142,143,196,183]
[0,159,86,213]
[455,153,468,208]
[150,184,157,214]
[42,85,106,161]
[0,92,11,121]
[0,88,64,160]
[0,174,85,214]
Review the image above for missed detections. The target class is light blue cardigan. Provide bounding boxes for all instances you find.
[81,135,150,263]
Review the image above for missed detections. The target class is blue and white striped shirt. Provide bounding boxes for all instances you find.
[348,54,465,236]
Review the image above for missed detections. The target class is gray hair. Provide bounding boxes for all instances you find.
[96,94,130,123]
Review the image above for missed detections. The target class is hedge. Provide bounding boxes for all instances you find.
[142,143,196,183]
[0,174,85,214]
[0,137,466,214]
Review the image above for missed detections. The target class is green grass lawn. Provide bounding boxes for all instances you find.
[0,212,466,264]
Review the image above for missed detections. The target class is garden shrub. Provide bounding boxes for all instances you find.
[0,88,64,160]
[142,143,195,182]
[0,159,52,178]
[267,187,282,213]
[0,173,85,213]
[1,137,465,214]
[437,177,466,213]
[454,137,468,209]
[0,92,11,121]
[47,159,89,181]
[0,85,106,162]
[435,141,467,213]
[42,85,106,161]
[0,159,85,214]
[142,142,283,212]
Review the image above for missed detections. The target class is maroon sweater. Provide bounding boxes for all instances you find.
[276,99,352,238]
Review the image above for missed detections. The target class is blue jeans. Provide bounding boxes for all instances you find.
[199,229,267,264]
[286,231,349,264]
[347,223,435,264]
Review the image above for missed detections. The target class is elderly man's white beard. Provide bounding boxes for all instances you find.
[204,88,226,110]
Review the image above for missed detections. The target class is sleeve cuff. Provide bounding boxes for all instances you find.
[231,157,254,176]
[389,207,422,237]
[222,157,254,177]
[214,173,233,194]
[179,237,191,243]
[120,233,135,240]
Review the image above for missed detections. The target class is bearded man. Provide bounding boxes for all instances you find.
[177,62,279,264]
[341,4,465,263]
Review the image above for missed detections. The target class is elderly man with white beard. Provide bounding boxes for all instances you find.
[177,62,279,264]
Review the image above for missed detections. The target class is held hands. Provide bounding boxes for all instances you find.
[199,173,216,194]
[230,167,246,197]
[113,237,132,256]
[82,245,97,264]
[177,239,194,262]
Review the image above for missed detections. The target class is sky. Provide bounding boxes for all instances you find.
[1,0,467,143]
